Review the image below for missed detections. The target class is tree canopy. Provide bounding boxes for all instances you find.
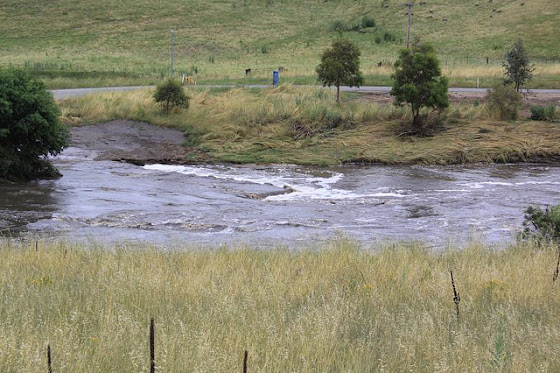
[390,43,449,134]
[153,79,189,114]
[316,39,364,103]
[0,69,69,181]
[503,39,535,92]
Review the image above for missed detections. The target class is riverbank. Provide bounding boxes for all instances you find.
[58,85,560,166]
[1,238,559,371]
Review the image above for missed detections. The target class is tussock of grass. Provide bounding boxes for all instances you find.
[59,85,560,165]
[1,238,560,371]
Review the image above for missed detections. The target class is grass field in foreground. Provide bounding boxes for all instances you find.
[58,85,560,166]
[1,238,560,371]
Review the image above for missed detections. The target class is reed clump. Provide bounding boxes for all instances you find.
[1,238,560,371]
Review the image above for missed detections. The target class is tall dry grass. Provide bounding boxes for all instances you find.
[1,238,560,371]
[58,85,560,165]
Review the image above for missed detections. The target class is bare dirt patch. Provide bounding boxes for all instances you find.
[70,120,208,165]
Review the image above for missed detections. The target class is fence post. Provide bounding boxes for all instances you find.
[150,318,155,373]
[450,270,460,321]
[47,344,52,373]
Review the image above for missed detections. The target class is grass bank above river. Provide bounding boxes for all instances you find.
[58,85,560,166]
[2,238,560,371]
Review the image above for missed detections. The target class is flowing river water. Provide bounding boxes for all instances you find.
[2,146,560,248]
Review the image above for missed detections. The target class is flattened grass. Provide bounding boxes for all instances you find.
[58,85,560,166]
[1,238,560,371]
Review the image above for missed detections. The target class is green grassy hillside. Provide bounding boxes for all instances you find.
[0,0,558,86]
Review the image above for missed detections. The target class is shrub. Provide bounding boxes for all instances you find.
[153,79,189,114]
[374,36,382,44]
[530,104,556,121]
[486,84,522,120]
[390,42,449,134]
[361,16,376,28]
[0,69,69,181]
[522,205,560,242]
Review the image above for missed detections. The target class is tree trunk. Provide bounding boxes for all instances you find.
[336,85,340,104]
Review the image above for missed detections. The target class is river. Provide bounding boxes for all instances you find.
[1,146,560,248]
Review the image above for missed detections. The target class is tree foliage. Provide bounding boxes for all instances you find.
[0,69,69,181]
[153,79,189,114]
[390,43,449,133]
[316,39,364,103]
[503,39,535,92]
[522,205,560,243]
[486,83,522,120]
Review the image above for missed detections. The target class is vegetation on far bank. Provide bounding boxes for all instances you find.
[1,0,559,88]
[58,85,560,166]
[1,238,560,371]
[0,70,69,181]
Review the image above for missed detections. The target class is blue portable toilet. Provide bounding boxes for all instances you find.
[273,70,279,86]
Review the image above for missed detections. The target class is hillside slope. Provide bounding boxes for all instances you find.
[0,0,558,81]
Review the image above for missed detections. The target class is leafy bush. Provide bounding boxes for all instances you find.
[485,84,522,120]
[0,69,69,181]
[390,42,449,134]
[530,104,556,121]
[361,16,376,28]
[522,205,560,242]
[153,79,189,114]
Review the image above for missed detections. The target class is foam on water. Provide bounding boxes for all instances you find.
[463,180,560,189]
[143,164,408,202]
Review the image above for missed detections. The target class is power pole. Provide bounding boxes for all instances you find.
[405,2,413,48]
[170,28,175,78]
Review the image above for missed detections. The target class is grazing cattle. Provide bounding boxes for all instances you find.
[245,68,252,76]
[181,74,196,85]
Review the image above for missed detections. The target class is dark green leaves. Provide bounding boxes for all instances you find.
[316,39,364,103]
[153,79,189,115]
[390,43,449,132]
[0,69,69,180]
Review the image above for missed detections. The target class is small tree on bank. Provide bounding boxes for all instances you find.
[0,69,69,181]
[316,39,364,103]
[503,39,535,92]
[153,79,189,114]
[390,43,449,134]
[486,83,522,120]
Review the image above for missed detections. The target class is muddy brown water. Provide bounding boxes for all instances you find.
[2,144,560,248]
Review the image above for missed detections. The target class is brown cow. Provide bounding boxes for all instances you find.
[181,74,196,85]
